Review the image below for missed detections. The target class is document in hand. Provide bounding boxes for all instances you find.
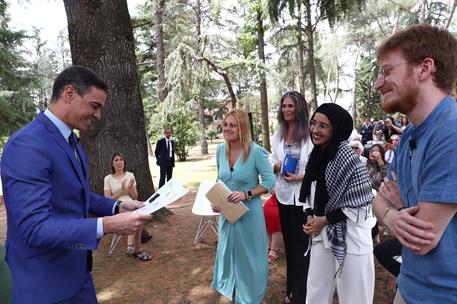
[135,178,188,215]
[205,181,249,224]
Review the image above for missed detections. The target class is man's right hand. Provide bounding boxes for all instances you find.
[103,212,151,235]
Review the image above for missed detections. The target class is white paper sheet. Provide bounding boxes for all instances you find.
[135,178,188,215]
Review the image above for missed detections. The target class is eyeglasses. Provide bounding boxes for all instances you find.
[223,122,237,129]
[378,61,410,80]
[309,120,329,132]
[352,146,360,150]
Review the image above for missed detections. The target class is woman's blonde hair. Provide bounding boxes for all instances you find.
[223,109,252,163]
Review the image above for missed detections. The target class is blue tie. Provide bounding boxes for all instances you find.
[69,132,84,175]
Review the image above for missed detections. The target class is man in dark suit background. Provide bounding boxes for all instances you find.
[155,127,175,188]
[1,66,151,303]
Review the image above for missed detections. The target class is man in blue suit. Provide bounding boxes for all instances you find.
[155,127,175,188]
[0,66,152,303]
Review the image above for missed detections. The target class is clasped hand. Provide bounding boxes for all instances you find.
[379,171,435,254]
[121,178,135,194]
[303,215,328,237]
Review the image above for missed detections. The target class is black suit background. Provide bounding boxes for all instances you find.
[155,138,175,187]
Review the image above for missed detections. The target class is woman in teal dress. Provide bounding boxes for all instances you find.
[211,109,275,304]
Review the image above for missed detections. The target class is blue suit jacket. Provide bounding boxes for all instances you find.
[0,113,115,303]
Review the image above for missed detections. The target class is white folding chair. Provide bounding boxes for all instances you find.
[107,234,122,256]
[192,180,219,245]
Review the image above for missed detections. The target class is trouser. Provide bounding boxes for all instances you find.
[56,272,97,303]
[159,165,173,188]
[393,289,406,304]
[373,238,402,277]
[278,203,310,304]
[306,241,374,304]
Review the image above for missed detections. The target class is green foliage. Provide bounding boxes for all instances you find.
[207,130,218,142]
[355,55,383,124]
[147,98,199,162]
[0,4,39,147]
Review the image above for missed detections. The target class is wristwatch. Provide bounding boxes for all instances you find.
[114,201,122,214]
[247,190,253,198]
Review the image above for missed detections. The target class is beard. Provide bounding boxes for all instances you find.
[381,73,418,114]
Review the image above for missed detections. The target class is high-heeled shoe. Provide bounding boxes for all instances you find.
[268,248,280,262]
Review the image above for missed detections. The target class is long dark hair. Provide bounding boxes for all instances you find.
[110,152,127,174]
[369,144,385,164]
[277,91,309,144]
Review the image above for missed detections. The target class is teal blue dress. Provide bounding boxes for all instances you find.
[212,143,275,303]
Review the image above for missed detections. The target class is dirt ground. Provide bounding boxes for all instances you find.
[0,141,396,303]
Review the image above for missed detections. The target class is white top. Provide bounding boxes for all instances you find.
[385,149,394,163]
[165,138,173,158]
[306,181,375,255]
[103,171,136,201]
[270,131,313,206]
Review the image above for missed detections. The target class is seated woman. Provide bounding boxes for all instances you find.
[104,152,151,261]
[263,189,284,262]
[300,103,375,304]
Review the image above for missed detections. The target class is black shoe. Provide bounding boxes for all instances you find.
[141,230,152,244]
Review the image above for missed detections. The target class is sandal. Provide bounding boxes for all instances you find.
[284,293,293,304]
[126,245,134,256]
[268,248,280,262]
[134,250,152,261]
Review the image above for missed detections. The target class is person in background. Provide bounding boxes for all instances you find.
[382,116,402,142]
[399,115,409,131]
[104,153,151,261]
[350,140,367,165]
[0,66,151,303]
[360,116,374,145]
[384,134,401,164]
[155,127,175,188]
[300,103,375,304]
[372,120,386,143]
[211,109,275,304]
[366,144,388,192]
[270,91,313,304]
[263,189,284,262]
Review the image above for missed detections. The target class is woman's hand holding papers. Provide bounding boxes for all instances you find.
[211,204,221,213]
[227,191,246,203]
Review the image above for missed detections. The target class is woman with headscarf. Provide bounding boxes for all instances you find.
[300,103,375,304]
[270,91,313,304]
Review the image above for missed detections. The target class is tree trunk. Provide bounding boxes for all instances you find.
[445,0,457,29]
[352,52,360,122]
[63,0,155,200]
[257,8,270,151]
[421,0,427,23]
[296,10,306,96]
[305,1,318,113]
[198,99,208,154]
[195,0,208,155]
[156,0,168,102]
[200,56,237,108]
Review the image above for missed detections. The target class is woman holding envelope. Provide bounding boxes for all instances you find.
[211,109,275,304]
[270,91,313,304]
